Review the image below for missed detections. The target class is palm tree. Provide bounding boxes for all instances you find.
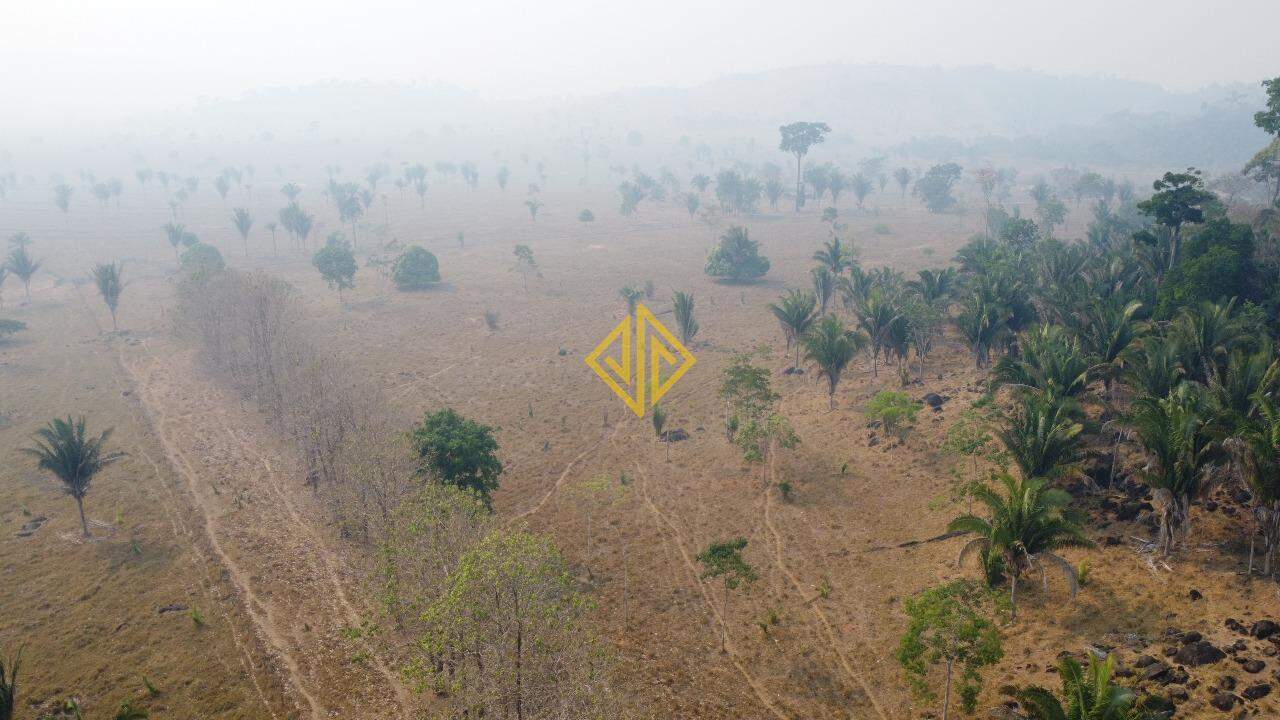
[232,207,253,257]
[955,292,1011,369]
[0,266,7,309]
[804,316,868,409]
[1076,299,1144,402]
[768,289,817,369]
[280,182,302,201]
[0,646,19,720]
[91,262,124,330]
[652,403,670,461]
[22,417,122,538]
[909,267,958,307]
[1123,334,1185,400]
[991,325,1091,404]
[162,223,188,265]
[810,266,834,315]
[672,291,698,345]
[1125,382,1218,553]
[265,221,279,256]
[812,237,853,275]
[1017,653,1149,720]
[998,394,1086,482]
[6,247,40,303]
[1226,396,1280,576]
[949,472,1093,620]
[854,289,901,377]
[619,286,643,314]
[1171,298,1248,384]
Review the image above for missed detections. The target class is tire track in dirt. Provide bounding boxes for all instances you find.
[123,347,328,720]
[764,449,890,720]
[635,463,791,720]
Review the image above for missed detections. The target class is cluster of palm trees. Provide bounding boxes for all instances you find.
[941,190,1280,623]
[768,235,956,408]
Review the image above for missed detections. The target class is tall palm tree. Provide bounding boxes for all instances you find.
[955,292,1011,369]
[1125,382,1219,553]
[0,266,8,309]
[768,289,818,369]
[6,247,40,303]
[0,646,19,720]
[672,291,698,345]
[232,207,254,257]
[854,289,901,377]
[810,266,834,315]
[23,417,122,538]
[804,316,868,409]
[949,472,1093,620]
[1123,334,1185,400]
[91,262,124,330]
[1225,395,1280,576]
[652,403,670,461]
[812,237,853,275]
[162,222,188,265]
[1017,653,1148,720]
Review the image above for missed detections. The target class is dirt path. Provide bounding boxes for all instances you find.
[635,463,791,720]
[121,340,409,719]
[764,451,890,720]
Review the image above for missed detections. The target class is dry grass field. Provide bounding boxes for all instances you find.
[3,175,1278,720]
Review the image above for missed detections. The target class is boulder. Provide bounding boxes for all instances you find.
[1242,659,1266,674]
[1242,683,1271,700]
[1210,692,1237,711]
[1251,620,1279,640]
[1175,640,1226,666]
[922,392,947,408]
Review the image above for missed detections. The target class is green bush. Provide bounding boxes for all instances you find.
[705,225,769,281]
[578,209,595,222]
[179,242,225,278]
[392,246,441,290]
[866,391,920,438]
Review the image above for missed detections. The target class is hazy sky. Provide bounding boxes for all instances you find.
[4,0,1277,126]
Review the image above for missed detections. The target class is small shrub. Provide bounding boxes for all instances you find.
[873,223,891,235]
[777,480,793,501]
[189,608,205,627]
[0,319,27,342]
[484,309,499,330]
[866,391,920,439]
[391,246,441,289]
[578,209,595,222]
[179,242,225,279]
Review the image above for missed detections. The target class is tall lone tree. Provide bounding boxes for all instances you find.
[805,315,868,409]
[232,208,254,257]
[898,580,1004,720]
[91,262,124,330]
[23,416,122,538]
[779,122,830,211]
[697,538,756,653]
[312,234,357,301]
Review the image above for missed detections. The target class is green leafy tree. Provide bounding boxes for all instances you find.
[697,538,757,653]
[805,316,868,409]
[91,261,124,330]
[180,243,225,279]
[894,167,912,196]
[1017,653,1152,720]
[391,246,441,290]
[897,580,1004,720]
[949,472,1092,620]
[705,225,770,281]
[512,244,537,291]
[524,198,543,221]
[54,183,73,216]
[672,290,698,345]
[779,121,831,210]
[23,417,122,537]
[719,353,799,467]
[915,163,963,213]
[1137,168,1214,269]
[6,247,40,303]
[231,207,253,257]
[768,289,818,369]
[411,409,503,509]
[312,234,357,300]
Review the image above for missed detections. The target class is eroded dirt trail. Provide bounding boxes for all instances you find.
[121,340,410,719]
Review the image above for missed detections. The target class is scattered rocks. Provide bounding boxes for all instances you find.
[15,516,48,537]
[1134,654,1161,668]
[1189,588,1204,601]
[781,366,804,375]
[157,603,188,615]
[1241,659,1266,674]
[1142,694,1177,716]
[1210,692,1237,711]
[922,392,947,409]
[1227,618,1249,634]
[1220,676,1237,691]
[660,428,689,442]
[1175,640,1226,667]
[1242,683,1272,700]
[1183,631,1203,644]
[1251,620,1279,640]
